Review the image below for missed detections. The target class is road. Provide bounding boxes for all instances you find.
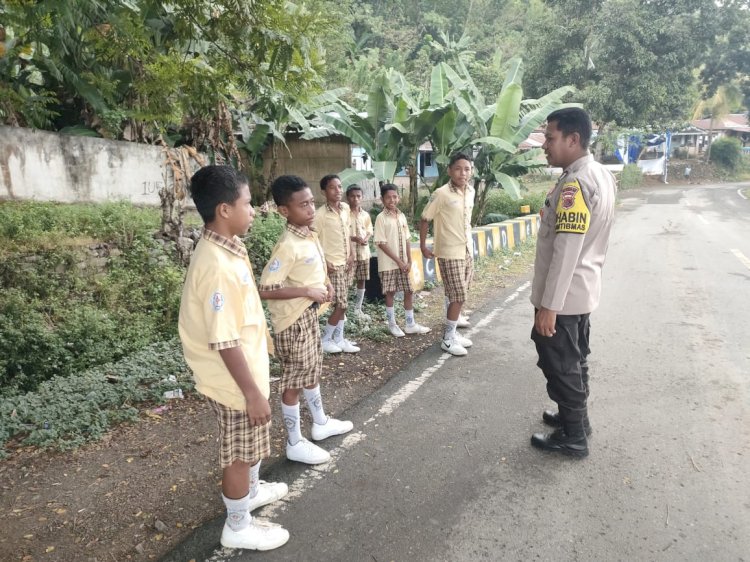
[165,183,750,562]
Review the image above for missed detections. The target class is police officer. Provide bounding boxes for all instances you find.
[530,107,616,458]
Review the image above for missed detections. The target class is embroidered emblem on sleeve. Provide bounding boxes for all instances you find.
[555,180,590,234]
[210,291,225,312]
[269,258,281,272]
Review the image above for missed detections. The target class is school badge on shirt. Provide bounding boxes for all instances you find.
[210,291,225,312]
[555,179,590,234]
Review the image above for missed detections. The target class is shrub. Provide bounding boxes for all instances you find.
[619,163,643,189]
[481,213,510,225]
[484,189,545,218]
[710,137,743,171]
[0,338,191,455]
[245,212,286,273]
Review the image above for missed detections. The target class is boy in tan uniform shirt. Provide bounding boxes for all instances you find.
[178,165,288,551]
[259,175,354,465]
[374,183,431,337]
[420,153,476,357]
[315,174,359,353]
[346,184,373,320]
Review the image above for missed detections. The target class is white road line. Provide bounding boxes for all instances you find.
[738,188,748,200]
[205,279,534,560]
[697,215,710,225]
[730,248,750,270]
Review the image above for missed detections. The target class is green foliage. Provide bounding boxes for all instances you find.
[0,202,184,392]
[480,213,510,225]
[244,212,286,273]
[484,189,545,218]
[0,201,160,248]
[0,339,191,455]
[710,137,743,171]
[619,163,644,189]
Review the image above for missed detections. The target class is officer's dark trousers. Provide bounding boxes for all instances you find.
[531,313,591,429]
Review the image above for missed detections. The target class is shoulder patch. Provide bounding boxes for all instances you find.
[555,179,590,234]
[210,291,225,312]
[269,258,281,272]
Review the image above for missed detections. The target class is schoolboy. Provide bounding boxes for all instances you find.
[259,175,354,465]
[346,184,373,320]
[419,153,476,357]
[374,183,431,337]
[314,174,359,353]
[178,165,289,551]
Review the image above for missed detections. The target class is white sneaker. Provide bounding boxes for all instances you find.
[322,339,342,353]
[335,339,360,353]
[441,338,468,356]
[454,333,473,348]
[286,437,331,464]
[248,481,289,512]
[220,519,289,550]
[311,417,354,441]
[404,323,431,335]
[388,323,406,337]
[457,315,471,328]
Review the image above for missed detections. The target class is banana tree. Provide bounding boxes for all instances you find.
[429,58,576,224]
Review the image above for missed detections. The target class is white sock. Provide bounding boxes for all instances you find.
[334,319,345,343]
[223,493,251,531]
[303,385,328,425]
[386,306,396,324]
[405,308,415,326]
[322,322,335,342]
[249,461,261,498]
[355,289,365,310]
[444,319,458,341]
[281,402,302,446]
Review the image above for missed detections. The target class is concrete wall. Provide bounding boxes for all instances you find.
[0,126,185,205]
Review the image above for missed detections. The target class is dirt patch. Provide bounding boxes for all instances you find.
[0,248,535,562]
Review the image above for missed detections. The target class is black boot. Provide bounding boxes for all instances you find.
[531,425,589,458]
[542,410,592,436]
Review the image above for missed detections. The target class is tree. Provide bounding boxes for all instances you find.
[523,0,720,140]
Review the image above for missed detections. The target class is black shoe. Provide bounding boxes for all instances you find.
[542,410,593,436]
[531,428,589,458]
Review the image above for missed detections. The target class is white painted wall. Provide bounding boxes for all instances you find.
[0,126,185,205]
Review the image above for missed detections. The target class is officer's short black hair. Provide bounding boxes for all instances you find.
[189,165,249,224]
[547,108,593,149]
[346,184,363,196]
[271,175,308,206]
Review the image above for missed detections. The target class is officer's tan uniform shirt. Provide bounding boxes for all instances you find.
[314,202,352,266]
[531,154,616,314]
[421,182,474,259]
[350,208,373,261]
[178,230,270,411]
[258,223,328,334]
[374,208,410,272]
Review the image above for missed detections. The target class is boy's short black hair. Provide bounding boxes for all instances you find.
[320,174,340,190]
[346,184,363,195]
[380,183,398,197]
[188,165,249,224]
[271,175,309,206]
[547,107,592,149]
[448,152,473,167]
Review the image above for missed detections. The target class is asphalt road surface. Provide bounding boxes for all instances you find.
[166,183,750,562]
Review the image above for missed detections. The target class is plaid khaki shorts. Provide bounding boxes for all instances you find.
[379,268,413,294]
[353,259,370,283]
[329,264,350,309]
[273,305,323,393]
[206,397,271,468]
[438,252,474,303]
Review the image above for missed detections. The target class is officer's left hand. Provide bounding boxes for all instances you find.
[535,307,557,337]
